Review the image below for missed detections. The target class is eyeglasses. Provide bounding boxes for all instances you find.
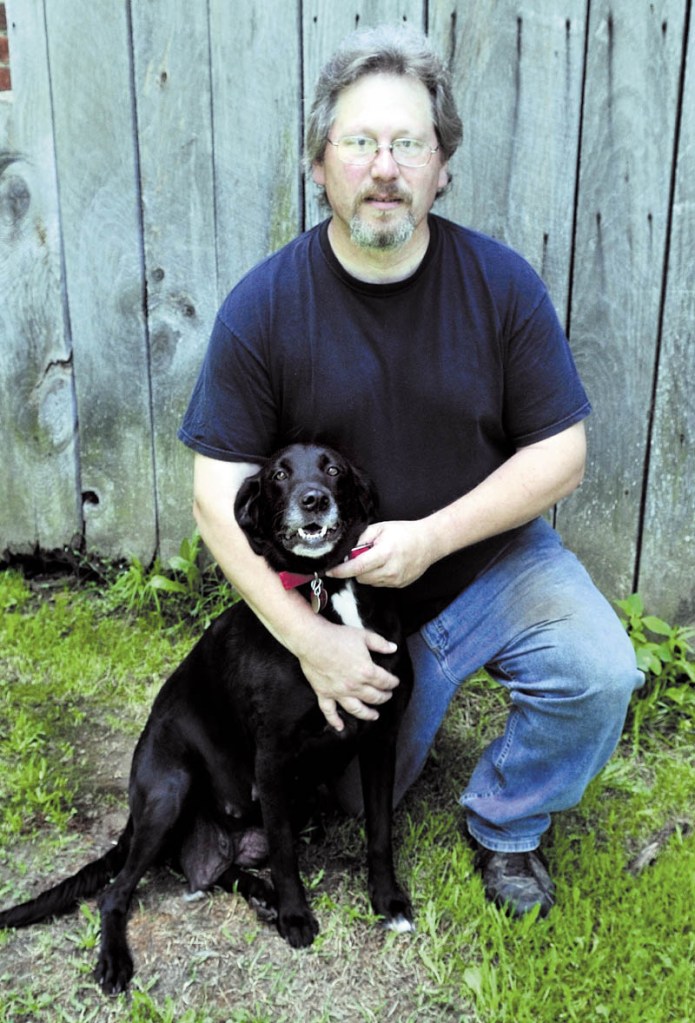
[326,136,439,168]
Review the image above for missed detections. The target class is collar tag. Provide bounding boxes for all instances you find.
[310,575,328,614]
[278,569,329,614]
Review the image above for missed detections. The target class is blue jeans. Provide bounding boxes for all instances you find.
[338,518,643,852]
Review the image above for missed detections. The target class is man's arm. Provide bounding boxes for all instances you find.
[191,454,401,731]
[330,421,587,589]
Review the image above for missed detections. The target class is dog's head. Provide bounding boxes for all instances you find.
[235,444,377,573]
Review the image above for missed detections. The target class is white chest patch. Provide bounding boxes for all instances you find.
[331,582,364,629]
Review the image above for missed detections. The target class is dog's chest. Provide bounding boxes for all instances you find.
[330,582,364,629]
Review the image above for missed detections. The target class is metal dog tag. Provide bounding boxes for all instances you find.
[311,576,328,614]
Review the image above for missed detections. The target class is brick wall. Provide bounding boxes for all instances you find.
[0,3,11,92]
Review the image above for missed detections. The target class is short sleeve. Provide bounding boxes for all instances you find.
[177,312,278,463]
[502,291,591,446]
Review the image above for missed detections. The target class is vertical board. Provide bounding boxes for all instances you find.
[430,0,586,321]
[130,0,218,557]
[557,0,687,598]
[302,0,425,230]
[639,18,695,623]
[0,2,692,620]
[43,0,157,562]
[210,0,302,300]
[0,0,79,552]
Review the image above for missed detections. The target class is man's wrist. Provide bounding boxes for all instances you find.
[281,602,333,660]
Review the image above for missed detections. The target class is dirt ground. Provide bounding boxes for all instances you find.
[0,705,463,1023]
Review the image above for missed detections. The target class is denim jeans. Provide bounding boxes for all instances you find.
[337,517,643,852]
[394,517,644,851]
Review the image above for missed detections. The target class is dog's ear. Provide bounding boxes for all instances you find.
[349,465,379,523]
[234,472,267,555]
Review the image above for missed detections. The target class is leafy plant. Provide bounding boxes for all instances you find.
[616,593,695,746]
[107,531,235,624]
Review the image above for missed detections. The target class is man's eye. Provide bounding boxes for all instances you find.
[345,136,373,151]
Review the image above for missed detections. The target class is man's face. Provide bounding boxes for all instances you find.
[312,73,449,255]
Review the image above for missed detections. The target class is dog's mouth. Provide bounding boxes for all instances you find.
[300,523,333,541]
[280,521,342,557]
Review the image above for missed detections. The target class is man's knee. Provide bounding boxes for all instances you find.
[561,620,643,718]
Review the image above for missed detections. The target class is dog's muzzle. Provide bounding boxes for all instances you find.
[280,488,341,557]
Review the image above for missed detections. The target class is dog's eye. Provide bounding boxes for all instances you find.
[326,465,341,476]
[272,469,288,481]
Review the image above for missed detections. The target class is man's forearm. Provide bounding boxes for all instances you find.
[331,422,587,590]
[424,421,587,564]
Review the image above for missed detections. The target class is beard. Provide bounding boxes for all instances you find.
[348,187,416,250]
[349,212,416,250]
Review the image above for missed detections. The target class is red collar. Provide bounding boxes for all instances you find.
[278,542,372,596]
[279,571,316,591]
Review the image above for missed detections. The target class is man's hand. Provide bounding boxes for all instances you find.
[295,619,401,732]
[328,520,434,589]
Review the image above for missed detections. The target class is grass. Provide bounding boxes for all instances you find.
[0,566,693,1023]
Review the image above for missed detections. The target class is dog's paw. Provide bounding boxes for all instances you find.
[277,907,320,948]
[249,880,278,925]
[383,912,415,934]
[250,896,278,924]
[372,888,414,934]
[94,947,134,996]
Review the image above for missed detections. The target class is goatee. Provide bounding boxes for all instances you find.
[349,212,416,250]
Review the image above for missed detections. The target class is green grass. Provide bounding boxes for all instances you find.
[0,567,692,1023]
[400,750,694,1022]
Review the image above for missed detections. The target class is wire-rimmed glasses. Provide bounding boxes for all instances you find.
[326,136,439,168]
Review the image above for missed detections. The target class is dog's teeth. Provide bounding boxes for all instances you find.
[298,526,327,540]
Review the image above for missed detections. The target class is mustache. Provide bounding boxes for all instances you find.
[355,184,412,204]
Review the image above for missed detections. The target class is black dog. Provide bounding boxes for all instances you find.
[0,444,413,994]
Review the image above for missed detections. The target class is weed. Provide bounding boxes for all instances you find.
[616,593,695,747]
[106,531,236,624]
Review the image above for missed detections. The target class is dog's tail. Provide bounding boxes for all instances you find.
[0,816,133,929]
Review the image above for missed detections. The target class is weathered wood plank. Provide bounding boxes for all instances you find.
[210,0,302,297]
[431,0,587,321]
[0,2,691,621]
[302,0,424,229]
[0,0,79,554]
[43,0,157,562]
[638,17,695,624]
[130,0,218,557]
[557,0,687,600]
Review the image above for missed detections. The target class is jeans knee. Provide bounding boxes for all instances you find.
[574,631,643,718]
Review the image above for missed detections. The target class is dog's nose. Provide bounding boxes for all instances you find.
[300,488,330,513]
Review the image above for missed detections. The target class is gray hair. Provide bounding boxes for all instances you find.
[305,23,463,183]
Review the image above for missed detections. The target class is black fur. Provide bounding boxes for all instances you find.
[0,444,413,994]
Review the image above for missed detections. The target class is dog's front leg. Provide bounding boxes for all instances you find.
[359,733,414,933]
[254,749,319,948]
[96,768,192,994]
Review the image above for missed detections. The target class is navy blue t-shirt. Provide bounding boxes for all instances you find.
[179,214,591,631]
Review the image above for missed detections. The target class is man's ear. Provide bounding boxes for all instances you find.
[312,159,326,187]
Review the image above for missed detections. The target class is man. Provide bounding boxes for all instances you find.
[179,24,642,918]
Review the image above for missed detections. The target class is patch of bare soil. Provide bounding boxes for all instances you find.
[0,714,463,1023]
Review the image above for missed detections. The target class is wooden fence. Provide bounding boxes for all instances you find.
[0,0,693,623]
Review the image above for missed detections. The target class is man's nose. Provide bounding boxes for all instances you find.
[370,144,400,178]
